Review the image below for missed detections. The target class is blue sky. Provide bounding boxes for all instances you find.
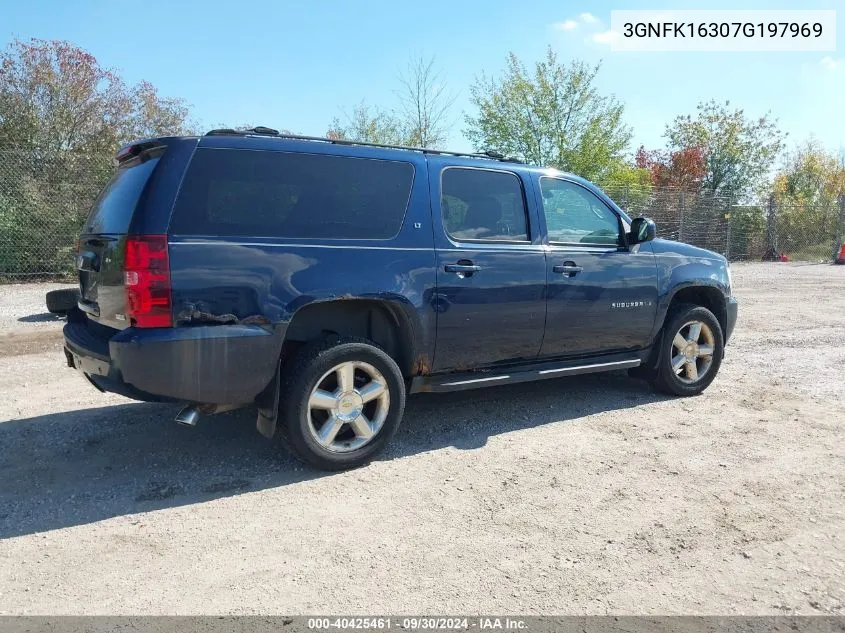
[3,0,843,157]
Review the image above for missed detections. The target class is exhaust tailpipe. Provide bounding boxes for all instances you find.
[175,406,200,427]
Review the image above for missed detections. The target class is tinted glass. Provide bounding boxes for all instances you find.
[540,178,620,245]
[84,158,160,235]
[170,149,414,239]
[441,168,529,242]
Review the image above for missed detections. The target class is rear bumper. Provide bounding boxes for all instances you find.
[725,297,738,343]
[63,310,282,404]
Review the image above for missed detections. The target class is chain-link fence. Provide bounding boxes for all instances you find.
[0,150,114,281]
[603,184,845,263]
[1,150,844,281]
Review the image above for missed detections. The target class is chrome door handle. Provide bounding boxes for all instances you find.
[553,264,583,275]
[444,264,481,273]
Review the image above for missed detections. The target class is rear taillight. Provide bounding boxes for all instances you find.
[124,235,172,328]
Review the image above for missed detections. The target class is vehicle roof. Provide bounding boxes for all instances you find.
[128,130,582,178]
[125,132,629,220]
[193,131,595,179]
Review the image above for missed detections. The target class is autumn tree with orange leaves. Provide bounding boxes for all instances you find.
[0,38,194,161]
[635,145,706,190]
[0,39,196,276]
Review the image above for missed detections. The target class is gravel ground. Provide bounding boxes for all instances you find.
[0,263,842,615]
[0,283,75,332]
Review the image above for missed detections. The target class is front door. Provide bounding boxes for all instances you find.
[430,162,546,372]
[536,176,658,358]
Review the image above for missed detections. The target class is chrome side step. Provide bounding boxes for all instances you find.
[410,356,641,393]
[537,359,640,375]
[441,375,512,387]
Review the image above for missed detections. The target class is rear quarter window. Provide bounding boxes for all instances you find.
[170,149,414,240]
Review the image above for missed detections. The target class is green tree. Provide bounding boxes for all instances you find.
[464,48,632,181]
[122,81,195,142]
[664,100,784,199]
[326,101,405,146]
[773,137,845,205]
[770,137,845,258]
[598,163,653,212]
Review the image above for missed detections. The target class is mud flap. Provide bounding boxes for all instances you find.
[255,360,281,438]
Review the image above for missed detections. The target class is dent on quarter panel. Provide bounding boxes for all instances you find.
[167,240,437,371]
[169,244,315,323]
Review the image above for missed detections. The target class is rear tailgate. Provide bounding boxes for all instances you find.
[77,139,195,330]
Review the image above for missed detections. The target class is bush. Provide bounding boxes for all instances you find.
[0,153,110,279]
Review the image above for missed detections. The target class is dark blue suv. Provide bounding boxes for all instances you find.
[64,128,738,470]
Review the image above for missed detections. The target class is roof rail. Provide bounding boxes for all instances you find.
[204,127,524,164]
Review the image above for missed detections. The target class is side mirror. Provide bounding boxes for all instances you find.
[629,217,656,245]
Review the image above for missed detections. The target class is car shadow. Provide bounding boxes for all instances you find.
[0,372,670,539]
[17,312,65,323]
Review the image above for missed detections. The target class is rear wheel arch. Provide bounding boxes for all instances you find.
[283,299,417,377]
[278,336,407,470]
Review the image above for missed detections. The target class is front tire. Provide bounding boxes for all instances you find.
[278,337,406,470]
[653,303,724,397]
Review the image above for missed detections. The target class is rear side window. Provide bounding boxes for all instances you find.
[441,168,529,242]
[170,149,414,239]
[84,158,160,234]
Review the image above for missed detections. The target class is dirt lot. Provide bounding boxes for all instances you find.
[0,264,843,615]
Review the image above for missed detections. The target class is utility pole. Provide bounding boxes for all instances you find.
[835,195,845,261]
[765,195,777,260]
[678,191,685,242]
[838,195,845,243]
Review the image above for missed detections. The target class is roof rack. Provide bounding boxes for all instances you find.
[204,127,523,164]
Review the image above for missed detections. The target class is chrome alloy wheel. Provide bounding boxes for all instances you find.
[306,361,390,453]
[671,320,716,384]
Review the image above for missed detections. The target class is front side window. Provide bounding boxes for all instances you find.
[441,168,529,242]
[539,178,621,246]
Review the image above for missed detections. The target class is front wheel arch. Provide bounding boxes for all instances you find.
[652,303,725,396]
[663,284,728,342]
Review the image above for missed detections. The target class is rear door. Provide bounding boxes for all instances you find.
[536,176,658,358]
[77,145,167,330]
[430,159,546,372]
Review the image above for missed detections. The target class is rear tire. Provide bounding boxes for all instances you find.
[278,337,406,471]
[653,303,724,397]
[45,288,80,314]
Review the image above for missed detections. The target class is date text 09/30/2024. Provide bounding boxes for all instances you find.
[307,617,529,630]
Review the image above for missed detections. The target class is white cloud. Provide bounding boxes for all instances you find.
[591,30,619,45]
[820,56,841,71]
[553,19,579,31]
[580,12,598,24]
